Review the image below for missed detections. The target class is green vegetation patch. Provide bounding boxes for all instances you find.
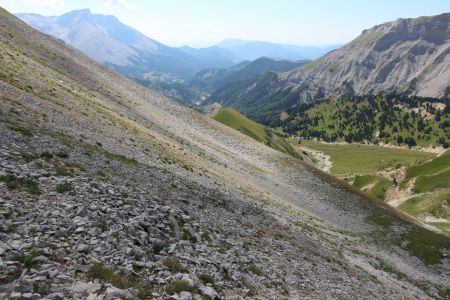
[368,178,391,200]
[7,125,33,137]
[406,151,450,179]
[56,182,73,193]
[87,263,151,298]
[0,174,40,195]
[214,107,299,158]
[402,228,450,265]
[198,273,215,285]
[296,140,433,177]
[399,191,449,219]
[163,256,184,273]
[12,249,43,268]
[414,168,450,193]
[399,196,423,216]
[353,175,377,189]
[165,280,193,295]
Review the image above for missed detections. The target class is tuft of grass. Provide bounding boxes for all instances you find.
[182,229,197,242]
[163,256,183,273]
[0,174,40,195]
[152,242,165,254]
[165,280,193,295]
[5,223,18,233]
[54,165,73,177]
[218,243,230,254]
[56,182,73,193]
[12,249,42,268]
[55,151,69,158]
[98,221,108,232]
[40,151,54,159]
[7,125,33,137]
[248,262,263,276]
[33,282,50,296]
[102,149,137,165]
[86,263,151,297]
[198,273,215,285]
[377,260,407,280]
[366,214,394,229]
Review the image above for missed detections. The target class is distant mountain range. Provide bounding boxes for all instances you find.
[16,9,238,80]
[134,56,307,104]
[207,13,450,123]
[190,56,309,93]
[17,9,331,84]
[216,39,340,60]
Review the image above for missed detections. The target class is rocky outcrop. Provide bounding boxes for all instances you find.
[286,13,450,99]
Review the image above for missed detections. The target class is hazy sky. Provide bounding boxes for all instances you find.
[1,0,450,47]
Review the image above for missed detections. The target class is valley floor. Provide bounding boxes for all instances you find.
[291,140,450,236]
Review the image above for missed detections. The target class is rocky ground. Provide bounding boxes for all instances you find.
[0,122,407,299]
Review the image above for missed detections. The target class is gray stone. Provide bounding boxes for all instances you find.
[13,280,32,293]
[199,286,218,299]
[178,291,192,300]
[88,227,102,237]
[105,286,135,300]
[76,244,90,253]
[9,292,22,300]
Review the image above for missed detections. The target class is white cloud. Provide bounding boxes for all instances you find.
[21,0,65,9]
[101,0,137,10]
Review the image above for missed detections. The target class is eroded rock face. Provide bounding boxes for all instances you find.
[291,13,450,99]
[206,13,450,118]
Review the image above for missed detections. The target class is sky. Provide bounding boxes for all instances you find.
[1,0,450,47]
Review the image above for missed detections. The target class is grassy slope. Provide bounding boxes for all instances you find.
[296,140,434,177]
[406,150,450,178]
[214,108,299,158]
[294,140,450,235]
[399,152,450,229]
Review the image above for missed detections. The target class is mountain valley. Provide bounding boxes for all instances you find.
[1,5,450,300]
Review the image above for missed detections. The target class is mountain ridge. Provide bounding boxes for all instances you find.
[207,13,450,123]
[16,9,237,79]
[216,38,341,60]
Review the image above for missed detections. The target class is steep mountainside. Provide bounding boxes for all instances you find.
[17,9,236,79]
[217,39,340,60]
[1,8,450,299]
[190,56,308,93]
[208,13,450,123]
